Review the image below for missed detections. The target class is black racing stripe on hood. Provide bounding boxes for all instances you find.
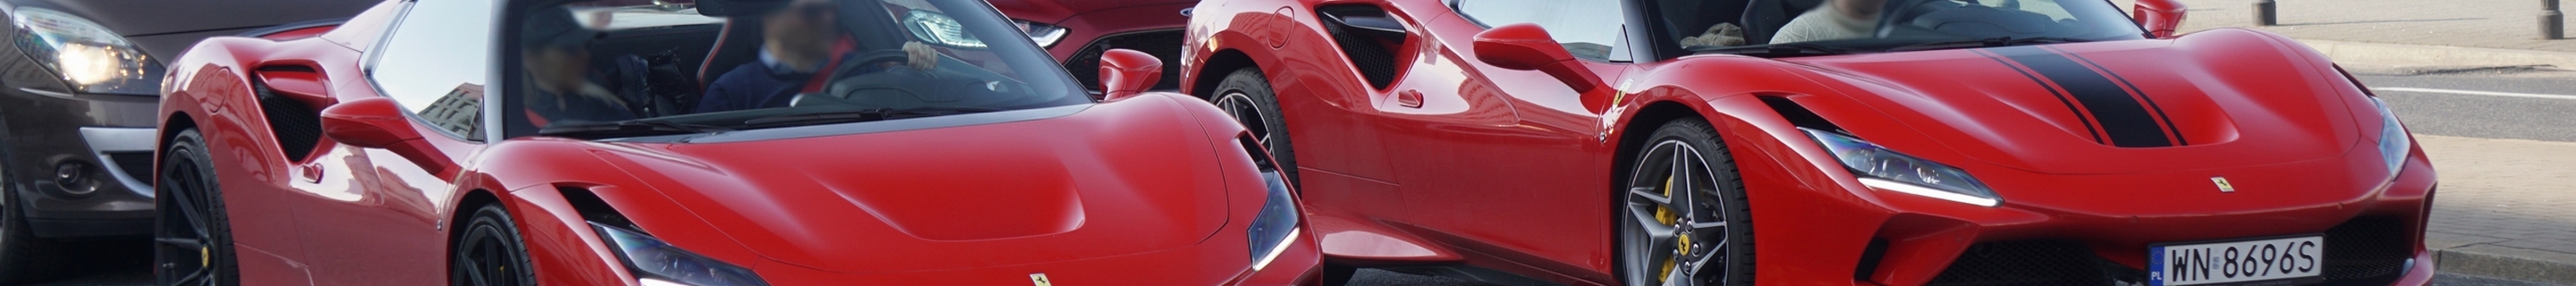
[2045,46,2188,147]
[1976,49,2106,145]
[1991,46,2177,147]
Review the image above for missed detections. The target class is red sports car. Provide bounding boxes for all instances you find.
[1175,0,2435,285]
[987,0,1197,92]
[151,0,1317,285]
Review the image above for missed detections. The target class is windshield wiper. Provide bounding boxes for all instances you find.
[1885,37,2093,52]
[1695,43,1859,57]
[537,119,736,139]
[736,106,1005,129]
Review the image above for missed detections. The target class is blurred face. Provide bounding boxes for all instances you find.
[521,46,589,92]
[763,0,841,57]
[1835,0,1888,19]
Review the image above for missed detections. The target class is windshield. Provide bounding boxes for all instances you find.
[1657,0,2146,56]
[504,0,1085,139]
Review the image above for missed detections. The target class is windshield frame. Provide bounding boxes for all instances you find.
[493,0,1090,141]
[1640,0,2151,60]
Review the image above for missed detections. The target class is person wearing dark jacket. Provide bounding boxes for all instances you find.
[696,0,936,114]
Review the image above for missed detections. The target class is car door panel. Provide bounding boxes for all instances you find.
[1383,1,1631,271]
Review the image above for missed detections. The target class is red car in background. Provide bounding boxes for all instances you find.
[151,0,1315,284]
[1176,0,2436,285]
[989,0,1197,91]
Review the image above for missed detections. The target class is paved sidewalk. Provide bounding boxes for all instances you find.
[2415,135,2576,284]
[2106,0,2576,69]
[2112,0,2576,52]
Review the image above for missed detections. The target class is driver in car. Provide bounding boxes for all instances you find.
[695,0,937,114]
[1772,0,1889,43]
[522,5,637,127]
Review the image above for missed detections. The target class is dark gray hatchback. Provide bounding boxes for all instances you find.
[0,0,371,282]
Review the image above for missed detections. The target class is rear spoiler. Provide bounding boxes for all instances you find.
[236,18,349,39]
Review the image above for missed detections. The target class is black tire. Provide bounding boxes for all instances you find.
[1616,119,1754,286]
[1208,68,1301,187]
[0,159,67,285]
[156,130,240,286]
[451,203,534,286]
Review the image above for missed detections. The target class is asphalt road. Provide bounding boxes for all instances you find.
[2350,66,2576,143]
[17,70,2574,286]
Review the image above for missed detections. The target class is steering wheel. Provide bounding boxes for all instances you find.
[802,48,999,109]
[804,48,934,103]
[1875,0,1939,38]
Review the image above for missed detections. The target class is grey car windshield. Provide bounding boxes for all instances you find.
[1655,0,2148,55]
[497,0,1086,139]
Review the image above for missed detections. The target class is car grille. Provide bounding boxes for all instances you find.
[1062,29,1184,92]
[1926,240,2115,286]
[1919,217,2414,286]
[2318,216,2411,285]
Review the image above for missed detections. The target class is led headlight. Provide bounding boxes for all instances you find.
[903,11,987,48]
[11,8,166,95]
[2366,97,2411,176]
[1802,128,2001,206]
[590,223,771,286]
[1012,20,1068,47]
[1244,170,1302,271]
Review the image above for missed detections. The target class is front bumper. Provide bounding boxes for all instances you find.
[746,229,1324,285]
[0,85,160,238]
[1829,156,2438,286]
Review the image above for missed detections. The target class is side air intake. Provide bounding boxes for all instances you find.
[1316,4,1404,89]
[253,69,325,163]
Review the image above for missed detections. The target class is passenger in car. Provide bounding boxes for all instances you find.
[521,5,639,127]
[696,0,932,114]
[1772,0,1888,43]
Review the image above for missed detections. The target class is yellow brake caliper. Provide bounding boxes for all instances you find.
[1657,176,1686,282]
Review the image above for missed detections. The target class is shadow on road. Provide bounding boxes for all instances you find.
[15,237,150,286]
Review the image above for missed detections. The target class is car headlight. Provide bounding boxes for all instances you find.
[902,11,987,48]
[2367,97,2411,176]
[1013,20,1068,47]
[1245,170,1302,271]
[10,8,165,95]
[1802,128,2001,206]
[591,223,771,286]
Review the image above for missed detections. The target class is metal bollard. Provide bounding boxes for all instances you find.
[2255,0,2278,26]
[2546,0,2565,39]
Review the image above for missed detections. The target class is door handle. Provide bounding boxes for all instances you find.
[298,163,324,183]
[1396,89,1424,108]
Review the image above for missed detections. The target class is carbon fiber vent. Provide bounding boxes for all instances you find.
[1316,4,1400,88]
[254,78,324,162]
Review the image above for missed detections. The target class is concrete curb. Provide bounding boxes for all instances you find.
[2429,235,2576,284]
[2294,38,2576,70]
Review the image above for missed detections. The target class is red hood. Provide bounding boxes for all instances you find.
[587,100,1235,273]
[987,0,1197,22]
[1770,30,2373,174]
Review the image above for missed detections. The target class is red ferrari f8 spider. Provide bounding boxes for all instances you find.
[1176,0,2435,285]
[152,0,1318,285]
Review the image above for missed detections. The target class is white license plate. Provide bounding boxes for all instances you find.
[2149,236,2326,286]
